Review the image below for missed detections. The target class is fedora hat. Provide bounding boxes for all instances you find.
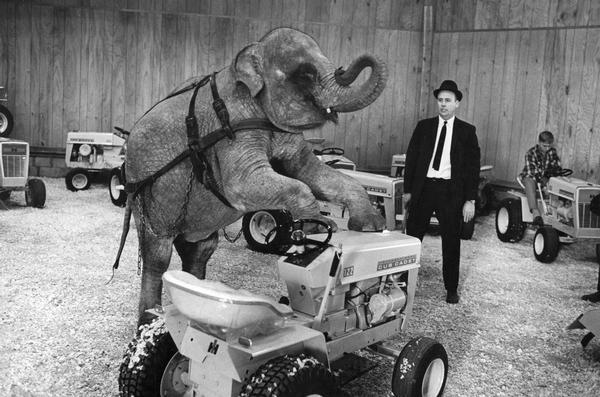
[433,80,462,101]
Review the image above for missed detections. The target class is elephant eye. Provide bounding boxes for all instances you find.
[289,63,318,87]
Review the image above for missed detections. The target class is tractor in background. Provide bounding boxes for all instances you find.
[495,170,600,263]
[0,137,46,209]
[64,130,127,206]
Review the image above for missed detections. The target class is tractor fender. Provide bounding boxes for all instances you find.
[568,308,600,347]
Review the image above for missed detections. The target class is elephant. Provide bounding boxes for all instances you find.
[116,27,388,326]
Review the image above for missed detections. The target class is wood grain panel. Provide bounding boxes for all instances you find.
[51,7,65,147]
[494,30,520,181]
[574,28,600,179]
[2,0,600,178]
[111,8,127,131]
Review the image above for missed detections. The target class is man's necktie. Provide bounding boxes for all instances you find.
[432,121,447,171]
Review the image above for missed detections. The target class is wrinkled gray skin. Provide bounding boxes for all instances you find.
[125,28,388,325]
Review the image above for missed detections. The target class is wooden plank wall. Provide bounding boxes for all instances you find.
[0,0,424,172]
[2,0,599,181]
[430,0,600,184]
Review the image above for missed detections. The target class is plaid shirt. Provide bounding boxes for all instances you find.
[520,145,562,183]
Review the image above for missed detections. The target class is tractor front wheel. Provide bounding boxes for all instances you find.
[65,168,91,191]
[533,226,560,263]
[496,198,525,242]
[25,178,46,208]
[239,354,338,396]
[109,167,127,207]
[392,336,448,397]
[460,217,475,240]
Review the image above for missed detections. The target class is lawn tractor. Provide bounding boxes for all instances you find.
[64,131,127,204]
[495,169,600,264]
[118,222,448,397]
[0,86,14,138]
[0,137,46,209]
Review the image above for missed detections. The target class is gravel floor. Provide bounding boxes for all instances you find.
[2,177,600,396]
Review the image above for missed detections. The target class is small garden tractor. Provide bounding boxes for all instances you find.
[0,85,14,138]
[64,130,127,205]
[0,137,46,209]
[118,222,449,397]
[495,169,600,263]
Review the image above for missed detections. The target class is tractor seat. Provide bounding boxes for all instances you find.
[163,270,292,338]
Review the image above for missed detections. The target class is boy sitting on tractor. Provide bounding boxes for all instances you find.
[519,131,562,226]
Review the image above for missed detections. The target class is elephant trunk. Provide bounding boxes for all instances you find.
[326,54,388,113]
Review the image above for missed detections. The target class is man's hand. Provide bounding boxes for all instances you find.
[463,200,475,222]
[403,193,411,210]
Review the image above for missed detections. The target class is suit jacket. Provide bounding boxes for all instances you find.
[404,117,480,204]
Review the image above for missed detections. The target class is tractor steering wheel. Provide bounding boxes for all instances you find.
[318,147,345,156]
[555,168,573,177]
[265,218,333,256]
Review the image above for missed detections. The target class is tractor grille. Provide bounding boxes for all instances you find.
[1,143,27,178]
[579,203,600,228]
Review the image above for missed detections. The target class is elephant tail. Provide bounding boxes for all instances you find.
[107,195,133,284]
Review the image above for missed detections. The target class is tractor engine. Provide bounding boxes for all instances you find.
[277,230,420,339]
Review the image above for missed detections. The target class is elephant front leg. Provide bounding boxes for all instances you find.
[229,170,334,228]
[137,234,174,326]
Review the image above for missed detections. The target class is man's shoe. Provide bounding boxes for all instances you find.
[533,216,544,226]
[446,291,459,304]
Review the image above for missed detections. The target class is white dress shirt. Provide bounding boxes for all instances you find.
[427,116,454,179]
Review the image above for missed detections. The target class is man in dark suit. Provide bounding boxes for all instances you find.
[403,80,480,304]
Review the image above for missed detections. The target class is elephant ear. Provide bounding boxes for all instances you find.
[233,43,264,97]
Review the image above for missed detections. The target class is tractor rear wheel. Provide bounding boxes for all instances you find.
[496,198,525,242]
[392,336,448,397]
[533,226,560,263]
[242,210,293,253]
[0,104,14,138]
[460,217,475,240]
[239,354,338,396]
[66,168,91,191]
[25,178,46,208]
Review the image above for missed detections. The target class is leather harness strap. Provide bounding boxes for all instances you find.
[124,73,287,207]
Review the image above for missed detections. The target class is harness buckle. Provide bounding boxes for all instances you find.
[185,115,199,140]
[212,98,234,141]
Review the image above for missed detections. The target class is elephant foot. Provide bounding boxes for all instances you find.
[348,212,386,232]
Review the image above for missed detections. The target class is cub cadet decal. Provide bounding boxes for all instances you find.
[364,185,387,194]
[377,255,417,271]
[342,266,354,278]
[559,189,574,199]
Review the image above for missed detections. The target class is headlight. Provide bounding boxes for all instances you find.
[79,144,92,156]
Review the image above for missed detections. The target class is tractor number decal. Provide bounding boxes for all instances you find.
[377,255,417,271]
[342,266,354,278]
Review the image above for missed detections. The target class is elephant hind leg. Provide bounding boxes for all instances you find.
[138,235,174,326]
[174,231,219,280]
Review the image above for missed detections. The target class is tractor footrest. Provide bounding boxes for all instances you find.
[331,352,378,386]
